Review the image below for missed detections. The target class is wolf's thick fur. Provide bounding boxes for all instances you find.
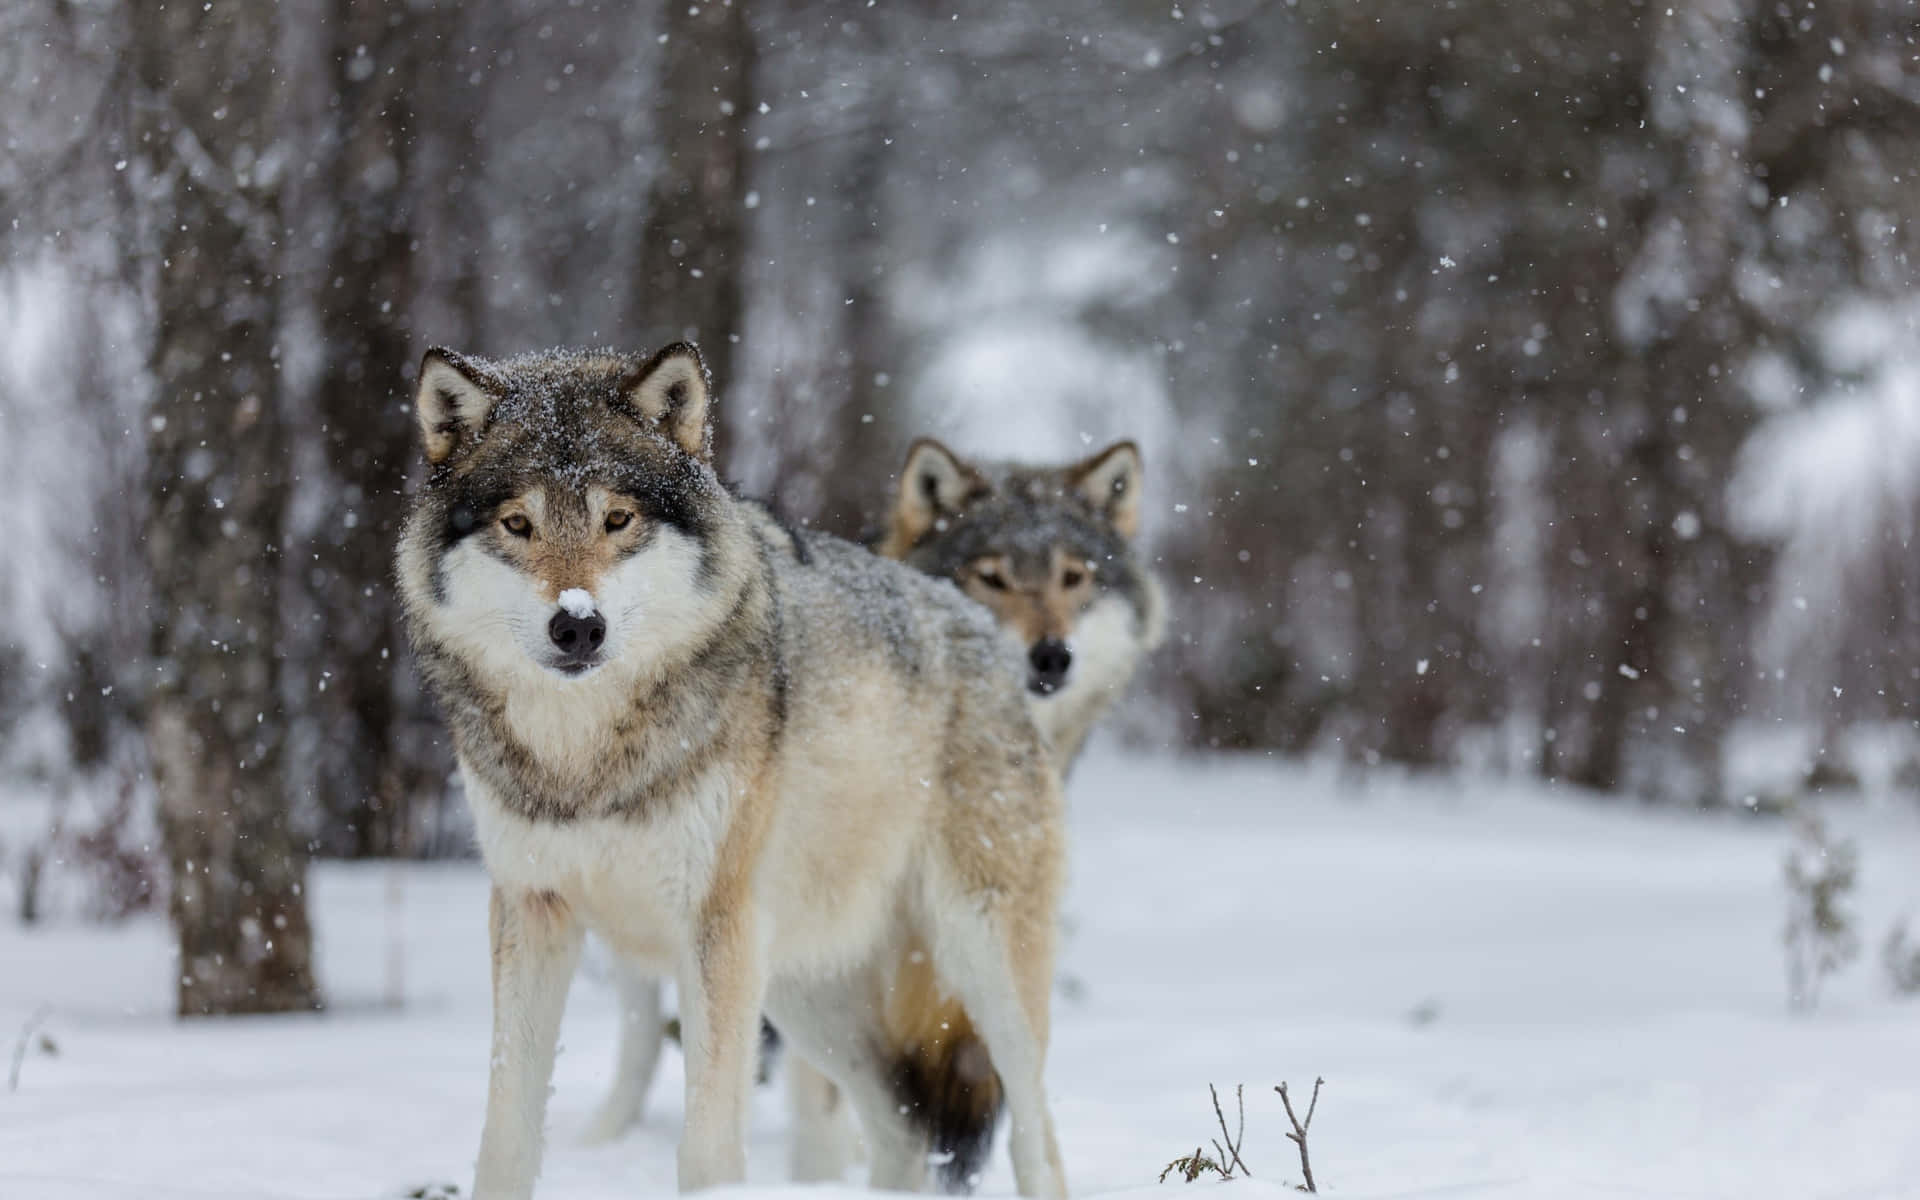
[822,438,1165,1188]
[397,343,1068,1200]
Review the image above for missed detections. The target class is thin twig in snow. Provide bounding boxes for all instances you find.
[1209,1082,1253,1176]
[8,1006,52,1093]
[1276,1077,1323,1193]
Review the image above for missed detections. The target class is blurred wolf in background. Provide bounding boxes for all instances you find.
[880,438,1166,768]
[396,341,1068,1200]
[779,439,1169,1190]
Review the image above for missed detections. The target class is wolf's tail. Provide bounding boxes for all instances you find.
[883,941,1004,1191]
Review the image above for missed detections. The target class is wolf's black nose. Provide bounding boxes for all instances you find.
[548,609,607,663]
[1028,638,1072,695]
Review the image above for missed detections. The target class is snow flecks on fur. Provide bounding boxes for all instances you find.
[558,588,597,619]
[769,516,1020,690]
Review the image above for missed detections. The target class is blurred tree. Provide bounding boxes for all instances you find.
[5,0,1920,868]
[1156,0,1790,799]
[801,7,900,538]
[635,0,756,451]
[302,0,432,857]
[134,0,321,1014]
[1727,0,1920,751]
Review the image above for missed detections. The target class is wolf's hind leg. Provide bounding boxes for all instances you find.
[579,956,666,1145]
[765,970,931,1192]
[933,904,1067,1200]
[474,887,583,1200]
[786,1053,863,1182]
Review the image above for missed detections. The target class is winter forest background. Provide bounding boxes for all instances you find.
[4,0,1920,1024]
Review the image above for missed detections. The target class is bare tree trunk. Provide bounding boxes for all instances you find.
[813,120,895,538]
[135,1,321,1016]
[634,0,756,449]
[309,0,427,857]
[1566,0,1757,803]
[1568,430,1667,794]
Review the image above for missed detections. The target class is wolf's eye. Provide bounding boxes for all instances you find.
[976,566,1009,592]
[605,510,633,533]
[501,513,532,538]
[1061,567,1087,589]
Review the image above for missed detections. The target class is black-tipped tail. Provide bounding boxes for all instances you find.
[893,1032,1004,1192]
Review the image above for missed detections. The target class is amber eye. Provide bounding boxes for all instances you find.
[975,566,1009,592]
[605,510,633,533]
[1061,566,1087,588]
[501,513,532,538]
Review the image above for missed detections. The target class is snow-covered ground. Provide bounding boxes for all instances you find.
[6,753,1920,1200]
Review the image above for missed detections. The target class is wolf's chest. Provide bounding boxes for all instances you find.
[498,681,634,779]
[464,761,732,965]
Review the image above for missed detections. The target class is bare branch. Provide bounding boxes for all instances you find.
[8,1006,52,1093]
[1276,1078,1324,1194]
[1210,1082,1253,1176]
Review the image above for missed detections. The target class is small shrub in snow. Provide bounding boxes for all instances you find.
[1158,1081,1326,1193]
[1159,1147,1232,1184]
[1160,1083,1252,1183]
[7,1006,55,1093]
[1883,918,1920,996]
[1783,812,1860,1012]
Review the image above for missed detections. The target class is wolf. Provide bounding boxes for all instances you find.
[863,438,1166,1184]
[778,438,1168,1190]
[396,342,1069,1200]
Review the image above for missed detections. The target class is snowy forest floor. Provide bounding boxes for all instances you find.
[5,752,1920,1200]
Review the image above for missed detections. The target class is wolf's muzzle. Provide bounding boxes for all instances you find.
[1027,637,1072,695]
[548,608,607,672]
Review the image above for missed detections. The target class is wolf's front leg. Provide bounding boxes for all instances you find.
[675,898,766,1191]
[473,886,583,1200]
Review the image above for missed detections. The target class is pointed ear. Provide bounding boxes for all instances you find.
[621,342,712,458]
[415,348,501,464]
[878,438,988,557]
[1067,440,1143,538]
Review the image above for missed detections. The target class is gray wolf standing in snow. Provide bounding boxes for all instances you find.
[781,438,1169,1190]
[396,342,1069,1199]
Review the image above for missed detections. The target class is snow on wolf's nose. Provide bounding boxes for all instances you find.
[558,588,597,618]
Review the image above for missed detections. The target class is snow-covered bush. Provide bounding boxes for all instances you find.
[1783,813,1861,1013]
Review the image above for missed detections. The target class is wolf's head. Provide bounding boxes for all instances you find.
[877,439,1160,700]
[398,343,726,684]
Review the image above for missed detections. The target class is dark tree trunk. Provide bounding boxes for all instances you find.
[1568,432,1668,794]
[814,121,895,539]
[135,1,321,1016]
[634,0,756,448]
[309,0,427,857]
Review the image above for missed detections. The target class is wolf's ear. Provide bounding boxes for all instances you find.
[621,342,712,459]
[415,348,501,464]
[880,438,988,557]
[1067,440,1143,538]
